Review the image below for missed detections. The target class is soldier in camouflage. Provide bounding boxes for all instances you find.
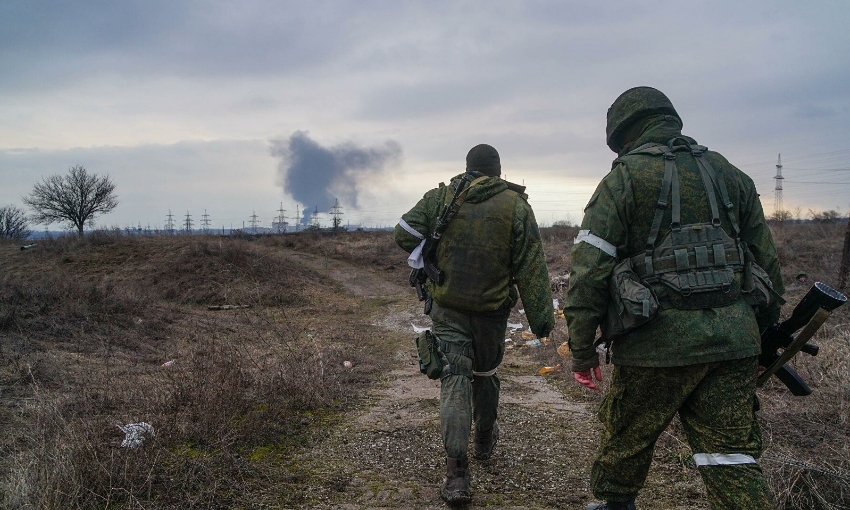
[395,144,554,505]
[564,87,784,510]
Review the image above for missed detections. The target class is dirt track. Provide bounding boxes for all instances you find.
[283,251,708,509]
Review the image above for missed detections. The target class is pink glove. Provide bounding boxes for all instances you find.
[574,366,603,390]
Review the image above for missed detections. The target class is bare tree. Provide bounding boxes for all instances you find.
[0,205,31,240]
[23,165,118,236]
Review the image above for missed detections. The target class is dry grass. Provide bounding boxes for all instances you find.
[1,222,848,508]
[0,231,399,508]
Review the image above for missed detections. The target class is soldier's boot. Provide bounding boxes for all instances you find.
[440,456,472,505]
[585,501,636,510]
[472,422,499,460]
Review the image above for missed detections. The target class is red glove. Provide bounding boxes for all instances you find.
[574,366,603,390]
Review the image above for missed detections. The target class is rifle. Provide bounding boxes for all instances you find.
[757,281,847,395]
[421,173,477,285]
[408,268,432,315]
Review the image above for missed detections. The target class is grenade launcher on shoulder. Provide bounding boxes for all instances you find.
[757,282,847,396]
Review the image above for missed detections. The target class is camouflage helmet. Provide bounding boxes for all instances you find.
[606,86,682,152]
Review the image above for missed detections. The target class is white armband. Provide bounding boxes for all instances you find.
[397,219,425,240]
[573,230,617,258]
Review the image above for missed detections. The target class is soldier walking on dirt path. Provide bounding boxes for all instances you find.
[564,87,785,510]
[394,144,554,505]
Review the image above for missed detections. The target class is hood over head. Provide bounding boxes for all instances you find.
[607,87,682,153]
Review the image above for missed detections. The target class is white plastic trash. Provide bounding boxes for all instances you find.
[507,322,524,331]
[118,422,155,448]
[412,324,429,334]
[553,298,559,309]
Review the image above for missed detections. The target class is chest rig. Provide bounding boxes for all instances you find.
[623,137,745,310]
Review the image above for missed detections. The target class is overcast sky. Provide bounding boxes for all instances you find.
[2,1,849,232]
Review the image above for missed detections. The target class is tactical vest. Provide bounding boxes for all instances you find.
[432,183,518,313]
[621,137,746,310]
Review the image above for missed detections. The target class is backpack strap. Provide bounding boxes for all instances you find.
[643,144,677,276]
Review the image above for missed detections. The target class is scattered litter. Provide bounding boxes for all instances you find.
[555,309,565,319]
[504,338,513,343]
[118,422,155,449]
[506,343,516,351]
[518,309,525,315]
[507,322,524,331]
[161,359,176,368]
[343,360,353,368]
[538,364,562,375]
[412,324,429,334]
[521,330,535,340]
[207,304,250,311]
[552,298,560,309]
[19,243,36,251]
[539,336,551,346]
[557,342,571,359]
[525,339,541,348]
[551,273,570,292]
[134,317,143,325]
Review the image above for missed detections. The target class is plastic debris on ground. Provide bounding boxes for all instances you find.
[525,339,541,347]
[538,364,562,375]
[557,342,571,359]
[118,422,155,448]
[412,324,429,334]
[539,336,551,346]
[507,322,524,331]
[552,298,559,309]
[518,309,525,315]
[161,359,176,368]
[343,360,353,368]
[554,309,565,319]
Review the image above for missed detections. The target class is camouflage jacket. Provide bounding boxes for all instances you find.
[564,121,784,370]
[395,172,554,338]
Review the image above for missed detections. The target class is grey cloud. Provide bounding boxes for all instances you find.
[0,1,350,90]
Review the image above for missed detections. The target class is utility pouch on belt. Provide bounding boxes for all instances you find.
[415,330,447,380]
[601,257,660,341]
[742,249,785,312]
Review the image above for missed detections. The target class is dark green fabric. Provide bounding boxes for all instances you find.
[606,87,682,153]
[563,119,784,371]
[395,172,554,338]
[592,357,774,510]
[431,303,507,459]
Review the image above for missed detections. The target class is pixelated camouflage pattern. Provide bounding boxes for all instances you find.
[606,87,681,153]
[395,172,554,338]
[564,119,784,371]
[592,357,774,509]
[431,303,506,459]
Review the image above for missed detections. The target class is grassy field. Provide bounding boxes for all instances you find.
[0,223,848,509]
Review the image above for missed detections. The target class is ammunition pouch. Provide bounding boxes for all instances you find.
[414,330,473,380]
[633,223,744,310]
[742,251,785,312]
[415,330,446,379]
[601,257,660,341]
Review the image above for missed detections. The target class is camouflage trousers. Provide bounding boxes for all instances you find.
[592,356,774,509]
[430,303,508,459]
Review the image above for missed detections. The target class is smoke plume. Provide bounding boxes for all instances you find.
[270,131,402,224]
